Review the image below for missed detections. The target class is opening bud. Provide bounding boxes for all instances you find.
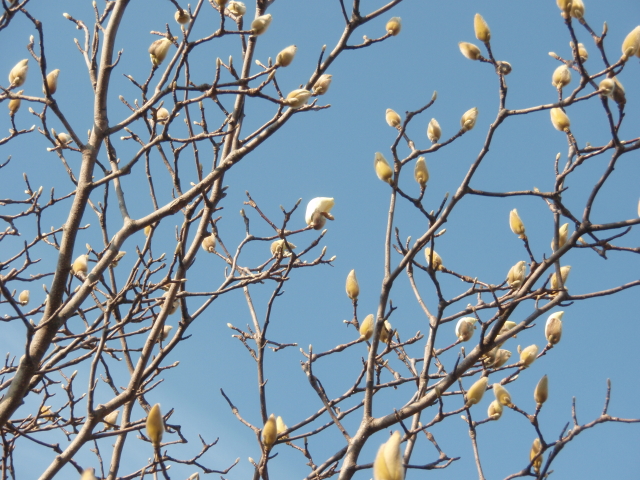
[414,157,429,188]
[427,118,441,143]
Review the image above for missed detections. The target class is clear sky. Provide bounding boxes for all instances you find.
[1,1,639,479]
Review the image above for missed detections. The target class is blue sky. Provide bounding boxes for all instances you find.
[1,0,639,479]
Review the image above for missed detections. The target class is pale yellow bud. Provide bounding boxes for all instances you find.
[227,1,246,17]
[496,61,512,75]
[149,38,173,66]
[80,467,98,480]
[414,157,429,188]
[487,400,503,419]
[271,239,296,257]
[359,314,374,341]
[493,382,513,407]
[175,9,191,24]
[507,260,526,289]
[40,405,54,418]
[520,344,539,367]
[424,247,443,271]
[380,320,393,344]
[18,289,30,306]
[284,89,311,109]
[144,225,152,236]
[346,269,360,300]
[162,291,179,315]
[499,321,517,336]
[374,152,393,184]
[599,78,615,97]
[551,64,571,88]
[214,0,228,6]
[550,107,571,132]
[8,89,23,115]
[57,132,72,146]
[43,69,60,95]
[474,14,491,42]
[459,42,481,60]
[146,404,164,447]
[509,209,525,238]
[160,325,173,341]
[530,438,543,473]
[550,265,571,290]
[386,17,402,36]
[103,409,119,430]
[201,234,216,253]
[491,349,512,368]
[534,375,549,406]
[460,107,478,131]
[262,414,277,450]
[251,14,272,36]
[556,0,572,16]
[276,416,288,439]
[305,197,335,230]
[276,45,297,67]
[570,0,585,19]
[385,108,401,128]
[455,317,476,342]
[611,77,626,106]
[550,223,569,251]
[465,377,488,407]
[154,107,170,124]
[312,74,332,95]
[8,59,28,87]
[545,311,564,345]
[621,26,640,59]
[426,118,441,143]
[373,431,404,480]
[72,254,89,275]
[111,251,126,267]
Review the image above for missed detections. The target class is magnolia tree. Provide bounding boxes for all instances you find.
[0,0,639,479]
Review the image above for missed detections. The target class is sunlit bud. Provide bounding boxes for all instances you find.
[159,325,173,342]
[373,430,404,480]
[359,314,374,341]
[556,0,572,16]
[155,107,170,124]
[346,269,360,300]
[374,152,393,184]
[570,0,585,19]
[599,78,615,97]
[550,265,571,290]
[305,197,335,230]
[621,26,640,59]
[509,209,525,238]
[148,38,173,66]
[312,74,332,95]
[493,383,513,407]
[276,45,297,67]
[570,41,588,62]
[103,410,119,430]
[459,42,481,60]
[162,292,179,315]
[271,239,296,257]
[214,0,228,6]
[550,107,570,131]
[455,317,477,342]
[424,247,443,271]
[201,233,216,253]
[611,77,626,106]
[262,414,277,450]
[487,400,503,419]
[175,9,191,24]
[8,89,23,115]
[284,89,311,109]
[492,349,512,368]
[545,311,564,345]
[227,1,246,16]
[8,59,28,87]
[551,64,571,88]
[427,118,441,143]
[507,260,526,289]
[380,320,393,344]
[530,438,543,473]
[39,405,54,418]
[465,376,488,407]
[385,108,401,128]
[144,225,152,236]
[276,415,289,439]
[251,14,272,35]
[497,61,512,75]
[550,223,568,251]
[63,13,72,19]
[18,290,30,306]
[534,375,549,406]
[146,404,164,447]
[520,344,539,367]
[386,17,402,36]
[414,157,429,188]
[42,69,60,95]
[57,132,72,146]
[187,474,199,480]
[460,107,478,131]
[80,468,98,480]
[72,254,89,275]
[474,14,491,42]
[111,251,126,267]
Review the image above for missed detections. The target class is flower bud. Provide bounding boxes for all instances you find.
[374,152,393,184]
[262,413,277,450]
[312,74,332,95]
[599,78,615,97]
[496,61,512,75]
[550,265,571,290]
[520,344,539,367]
[493,382,513,407]
[373,431,403,480]
[509,209,525,238]
[8,89,23,115]
[227,1,246,16]
[284,89,311,109]
[162,291,179,315]
[149,38,173,66]
[611,77,626,106]
[380,320,393,344]
[159,324,173,342]
[201,234,216,252]
[545,311,563,345]
[271,239,296,257]
[276,416,289,439]
[346,269,360,300]
[507,260,526,289]
[276,45,297,67]
[426,118,441,143]
[111,251,126,267]
[455,317,476,342]
[550,107,570,131]
[570,0,585,19]
[103,409,119,430]
[556,0,572,16]
[551,64,571,88]
[534,375,548,406]
[621,26,640,59]
[175,9,191,24]
[72,254,89,275]
[465,376,488,407]
[155,107,170,124]
[414,157,429,188]
[8,59,28,87]
[359,314,374,341]
[424,247,443,271]
[386,17,402,36]
[491,349,512,368]
[474,13,491,42]
[385,108,401,128]
[530,438,543,473]
[214,0,228,6]
[18,290,30,306]
[551,223,569,251]
[251,14,272,35]
[305,197,335,230]
[459,42,481,60]
[43,69,60,95]
[146,403,164,447]
[460,107,478,131]
[57,132,72,146]
[487,400,503,419]
[576,42,588,62]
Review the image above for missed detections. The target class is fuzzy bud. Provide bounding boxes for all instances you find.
[276,45,297,67]
[599,78,615,97]
[386,17,402,36]
[455,317,477,342]
[550,107,570,131]
[201,234,216,253]
[426,118,441,143]
[551,223,569,251]
[530,438,543,473]
[465,377,488,407]
[414,157,429,188]
[227,1,246,17]
[359,314,374,341]
[497,61,512,75]
[251,14,272,35]
[312,74,332,95]
[509,209,526,238]
[570,0,585,19]
[155,107,170,124]
[487,400,503,419]
[474,14,491,42]
[460,107,478,131]
[149,38,173,66]
[385,108,401,128]
[284,89,311,109]
[18,290,30,306]
[491,349,512,368]
[507,260,526,289]
[545,311,564,345]
[103,410,120,430]
[520,344,539,367]
[111,251,126,267]
[8,59,28,87]
[534,375,549,406]
[424,247,443,271]
[374,152,393,184]
[346,269,360,300]
[493,382,513,407]
[551,64,571,88]
[459,42,481,60]
[556,0,572,16]
[146,404,164,448]
[262,414,277,450]
[550,265,571,290]
[380,320,393,344]
[43,69,60,95]
[175,9,191,24]
[373,431,404,480]
[72,254,89,275]
[621,26,640,59]
[8,89,23,115]
[276,416,289,439]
